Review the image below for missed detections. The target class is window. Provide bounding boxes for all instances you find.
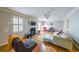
[12,16,23,32]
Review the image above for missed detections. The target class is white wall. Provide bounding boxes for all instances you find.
[53,20,64,31]
[0,10,36,45]
[0,12,11,45]
[68,9,79,43]
[44,20,63,31]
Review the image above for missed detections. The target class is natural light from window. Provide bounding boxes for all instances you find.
[13,16,23,32]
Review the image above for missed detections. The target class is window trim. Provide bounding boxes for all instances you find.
[12,16,23,32]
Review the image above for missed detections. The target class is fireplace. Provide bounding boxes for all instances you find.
[30,27,36,36]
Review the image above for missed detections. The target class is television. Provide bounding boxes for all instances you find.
[31,22,36,26]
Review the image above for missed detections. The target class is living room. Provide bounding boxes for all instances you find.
[0,7,79,52]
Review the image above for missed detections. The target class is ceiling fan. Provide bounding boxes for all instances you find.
[44,8,56,19]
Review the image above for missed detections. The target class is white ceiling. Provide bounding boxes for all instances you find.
[8,7,75,20]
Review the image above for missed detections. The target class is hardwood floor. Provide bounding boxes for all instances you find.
[0,32,79,52]
[45,42,79,52]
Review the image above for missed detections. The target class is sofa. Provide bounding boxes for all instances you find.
[43,33,73,50]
